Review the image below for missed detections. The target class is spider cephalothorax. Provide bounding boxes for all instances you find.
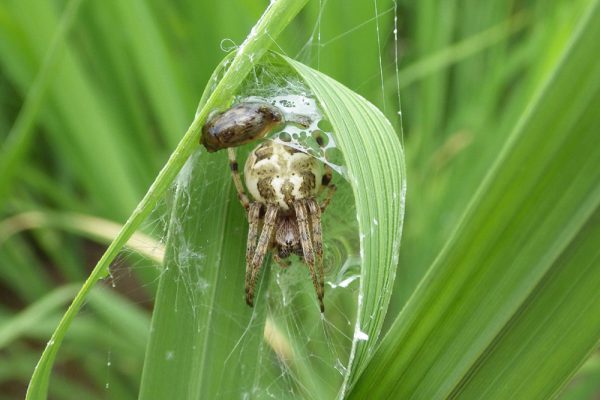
[229,141,335,313]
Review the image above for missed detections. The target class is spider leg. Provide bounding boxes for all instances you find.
[319,180,337,212]
[317,149,336,212]
[272,253,291,268]
[294,199,324,313]
[246,204,278,307]
[306,198,324,312]
[228,147,250,211]
[245,202,261,301]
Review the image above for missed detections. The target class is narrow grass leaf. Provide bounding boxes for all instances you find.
[349,1,600,398]
[0,0,83,209]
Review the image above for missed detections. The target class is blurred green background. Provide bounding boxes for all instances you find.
[0,0,598,398]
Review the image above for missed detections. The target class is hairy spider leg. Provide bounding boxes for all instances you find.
[306,198,325,311]
[228,148,250,211]
[246,204,278,307]
[245,202,262,300]
[294,199,324,313]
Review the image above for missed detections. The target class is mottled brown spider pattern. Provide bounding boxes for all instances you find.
[230,141,335,313]
[201,101,336,312]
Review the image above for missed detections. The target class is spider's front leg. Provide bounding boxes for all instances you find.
[246,204,278,307]
[245,202,261,304]
[319,166,337,212]
[228,148,250,211]
[314,133,336,212]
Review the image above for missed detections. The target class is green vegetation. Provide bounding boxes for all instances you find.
[0,0,598,399]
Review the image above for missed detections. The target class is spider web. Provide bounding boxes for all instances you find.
[182,3,398,398]
[93,1,402,398]
[169,60,361,399]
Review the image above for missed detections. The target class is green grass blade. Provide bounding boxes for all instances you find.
[455,212,600,399]
[0,211,164,263]
[0,0,143,216]
[0,285,79,349]
[109,0,190,145]
[398,12,528,89]
[0,0,83,209]
[25,1,308,398]
[349,1,600,398]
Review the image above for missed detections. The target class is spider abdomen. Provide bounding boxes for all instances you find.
[244,142,323,210]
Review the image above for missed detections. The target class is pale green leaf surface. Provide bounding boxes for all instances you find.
[349,1,600,399]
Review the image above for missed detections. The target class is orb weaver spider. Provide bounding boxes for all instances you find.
[202,101,336,312]
[230,140,336,313]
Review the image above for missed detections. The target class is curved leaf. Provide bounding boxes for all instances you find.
[281,55,406,396]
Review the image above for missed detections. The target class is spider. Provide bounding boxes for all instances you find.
[229,140,336,313]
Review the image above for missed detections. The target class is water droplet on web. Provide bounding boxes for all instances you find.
[354,329,369,341]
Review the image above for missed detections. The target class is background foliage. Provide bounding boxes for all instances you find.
[0,0,598,399]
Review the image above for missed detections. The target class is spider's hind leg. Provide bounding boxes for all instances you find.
[314,135,336,212]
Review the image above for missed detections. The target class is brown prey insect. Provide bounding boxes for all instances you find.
[200,101,311,152]
[229,140,336,313]
[201,102,284,152]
